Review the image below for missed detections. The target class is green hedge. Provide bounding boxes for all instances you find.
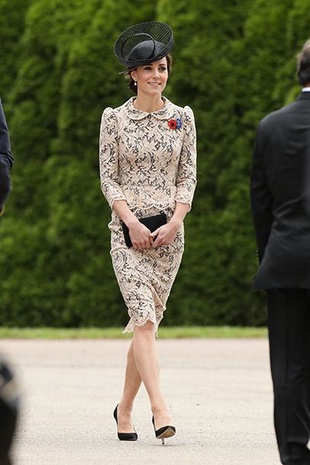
[0,0,308,327]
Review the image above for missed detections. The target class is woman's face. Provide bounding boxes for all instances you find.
[130,57,169,97]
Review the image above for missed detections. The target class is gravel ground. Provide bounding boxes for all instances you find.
[1,338,279,465]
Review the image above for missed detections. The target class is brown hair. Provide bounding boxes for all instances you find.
[297,39,310,86]
[125,54,173,94]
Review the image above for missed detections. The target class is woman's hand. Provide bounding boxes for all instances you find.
[150,203,190,247]
[150,218,182,248]
[112,200,154,250]
[129,221,153,250]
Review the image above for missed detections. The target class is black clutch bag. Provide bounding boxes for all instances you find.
[121,212,167,248]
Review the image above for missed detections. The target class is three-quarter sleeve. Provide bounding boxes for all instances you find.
[99,107,127,208]
[175,106,197,210]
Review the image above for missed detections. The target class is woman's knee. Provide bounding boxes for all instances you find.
[134,320,156,338]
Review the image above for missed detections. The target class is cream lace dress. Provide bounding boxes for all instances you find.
[99,96,197,334]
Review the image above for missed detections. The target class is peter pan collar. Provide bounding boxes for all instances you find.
[125,96,175,120]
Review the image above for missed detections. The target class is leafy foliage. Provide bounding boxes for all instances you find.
[1,0,309,327]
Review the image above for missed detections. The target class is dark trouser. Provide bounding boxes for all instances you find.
[0,401,16,465]
[0,360,19,465]
[267,289,310,465]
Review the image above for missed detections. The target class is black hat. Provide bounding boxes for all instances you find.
[113,21,174,69]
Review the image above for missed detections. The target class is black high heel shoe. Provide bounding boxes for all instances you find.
[152,415,176,445]
[113,405,138,441]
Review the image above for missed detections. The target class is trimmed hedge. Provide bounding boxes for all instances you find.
[0,0,308,327]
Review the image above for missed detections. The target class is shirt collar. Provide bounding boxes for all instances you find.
[302,87,310,92]
[124,96,175,120]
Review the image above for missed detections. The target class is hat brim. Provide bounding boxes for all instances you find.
[113,21,174,68]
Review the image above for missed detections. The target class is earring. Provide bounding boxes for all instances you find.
[134,81,137,86]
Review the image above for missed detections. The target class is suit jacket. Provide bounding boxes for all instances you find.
[0,99,13,211]
[251,91,310,289]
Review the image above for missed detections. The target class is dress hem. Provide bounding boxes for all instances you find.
[122,316,162,337]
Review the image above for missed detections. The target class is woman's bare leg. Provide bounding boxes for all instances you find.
[122,341,142,404]
[132,321,173,430]
[117,340,142,433]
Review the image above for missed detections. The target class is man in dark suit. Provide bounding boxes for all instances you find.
[251,39,310,465]
[0,98,18,465]
[0,98,13,216]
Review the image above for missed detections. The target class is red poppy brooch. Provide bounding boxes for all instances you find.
[167,117,182,130]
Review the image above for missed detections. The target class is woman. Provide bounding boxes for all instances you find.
[99,21,197,444]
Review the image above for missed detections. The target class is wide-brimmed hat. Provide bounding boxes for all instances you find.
[113,21,174,69]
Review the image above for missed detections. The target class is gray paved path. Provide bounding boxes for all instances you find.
[1,338,279,465]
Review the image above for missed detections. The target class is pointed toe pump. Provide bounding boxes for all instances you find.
[113,405,138,441]
[152,415,176,445]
